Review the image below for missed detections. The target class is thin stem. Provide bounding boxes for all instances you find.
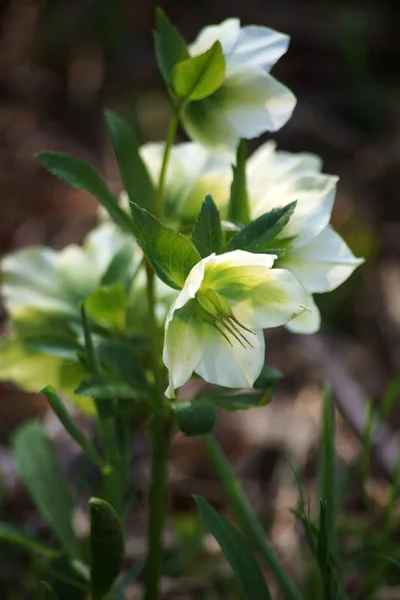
[143,106,180,600]
[203,433,303,600]
[154,107,180,218]
[144,411,170,600]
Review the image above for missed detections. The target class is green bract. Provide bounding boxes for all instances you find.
[163,250,307,397]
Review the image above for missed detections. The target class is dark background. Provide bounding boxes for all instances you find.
[0,1,399,597]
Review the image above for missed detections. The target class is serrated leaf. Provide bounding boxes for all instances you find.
[172,401,216,436]
[36,152,134,235]
[0,522,60,558]
[154,8,189,86]
[13,421,78,557]
[105,111,156,213]
[74,373,141,400]
[129,201,201,289]
[85,283,127,331]
[195,496,272,600]
[228,140,250,225]
[89,498,125,600]
[173,41,225,101]
[225,201,297,253]
[192,194,223,257]
[96,340,149,393]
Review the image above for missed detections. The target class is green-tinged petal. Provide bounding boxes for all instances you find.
[182,96,240,161]
[285,293,321,334]
[2,248,76,315]
[189,18,240,57]
[279,226,364,293]
[0,337,94,413]
[140,142,231,220]
[194,323,265,389]
[251,172,338,249]
[227,26,289,73]
[182,69,296,160]
[163,258,207,396]
[163,301,202,398]
[180,170,231,221]
[201,251,307,329]
[222,69,296,136]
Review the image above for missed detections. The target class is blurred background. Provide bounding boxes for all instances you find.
[0,0,399,598]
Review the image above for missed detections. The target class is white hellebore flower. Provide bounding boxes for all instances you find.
[163,250,307,397]
[141,140,364,334]
[182,18,296,160]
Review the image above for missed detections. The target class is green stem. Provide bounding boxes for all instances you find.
[203,433,303,600]
[143,411,170,600]
[143,107,180,600]
[154,108,180,219]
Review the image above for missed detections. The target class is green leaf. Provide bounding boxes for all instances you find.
[172,401,216,436]
[36,152,134,235]
[254,364,283,389]
[74,373,141,400]
[228,140,251,225]
[319,386,337,556]
[194,496,272,600]
[317,499,330,573]
[129,201,201,289]
[0,522,60,558]
[154,8,190,86]
[13,421,79,557]
[196,390,271,411]
[89,498,125,600]
[39,582,60,600]
[225,201,297,253]
[85,283,127,331]
[96,340,149,394]
[154,8,189,86]
[105,111,156,213]
[173,41,225,101]
[41,385,107,471]
[192,194,223,257]
[101,243,137,288]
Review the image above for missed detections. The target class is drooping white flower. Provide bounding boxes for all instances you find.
[163,250,307,397]
[141,140,363,333]
[181,19,296,160]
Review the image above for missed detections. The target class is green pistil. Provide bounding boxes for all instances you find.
[195,289,255,348]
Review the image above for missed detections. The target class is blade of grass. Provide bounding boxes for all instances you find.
[202,434,303,600]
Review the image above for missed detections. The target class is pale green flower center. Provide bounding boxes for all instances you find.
[195,288,255,348]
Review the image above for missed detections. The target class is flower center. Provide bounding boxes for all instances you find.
[195,288,255,348]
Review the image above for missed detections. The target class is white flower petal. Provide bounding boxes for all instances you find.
[182,69,296,159]
[181,97,240,161]
[163,302,202,398]
[247,141,323,199]
[189,18,241,57]
[227,25,290,73]
[252,172,338,249]
[194,324,265,389]
[279,226,364,293]
[285,293,321,334]
[223,68,296,137]
[201,251,307,329]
